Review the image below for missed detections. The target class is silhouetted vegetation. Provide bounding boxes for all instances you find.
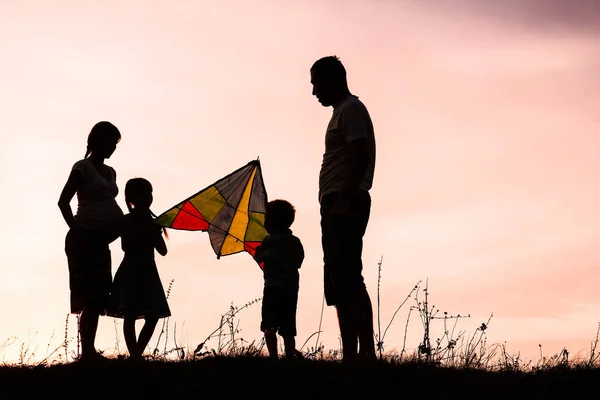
[3,262,600,398]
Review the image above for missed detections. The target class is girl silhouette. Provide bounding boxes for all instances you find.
[58,121,124,362]
[109,178,171,360]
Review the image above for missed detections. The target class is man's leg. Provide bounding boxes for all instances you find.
[322,194,359,361]
[356,288,376,360]
[347,192,375,359]
[336,303,358,361]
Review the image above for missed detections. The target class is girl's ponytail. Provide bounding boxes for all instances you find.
[84,145,91,158]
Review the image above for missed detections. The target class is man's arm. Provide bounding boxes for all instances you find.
[332,104,371,215]
[338,138,368,199]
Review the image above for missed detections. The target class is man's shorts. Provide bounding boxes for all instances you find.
[320,191,371,306]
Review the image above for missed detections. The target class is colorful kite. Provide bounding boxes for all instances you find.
[154,160,268,267]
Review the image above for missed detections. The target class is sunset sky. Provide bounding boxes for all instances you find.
[1,0,599,363]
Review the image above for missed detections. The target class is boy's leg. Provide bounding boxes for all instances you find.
[264,328,278,359]
[282,336,296,359]
[123,317,138,358]
[136,317,159,357]
[261,285,279,359]
[280,289,301,360]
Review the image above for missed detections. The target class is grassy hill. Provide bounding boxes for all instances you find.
[2,356,600,399]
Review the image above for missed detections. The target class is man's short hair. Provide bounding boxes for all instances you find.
[266,199,296,229]
[311,55,347,84]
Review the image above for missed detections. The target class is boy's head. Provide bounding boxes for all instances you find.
[264,199,295,233]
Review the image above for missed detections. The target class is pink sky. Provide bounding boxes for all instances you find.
[1,0,599,363]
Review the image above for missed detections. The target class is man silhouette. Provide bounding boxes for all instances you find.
[311,56,376,362]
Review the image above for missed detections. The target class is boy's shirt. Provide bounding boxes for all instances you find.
[254,229,304,288]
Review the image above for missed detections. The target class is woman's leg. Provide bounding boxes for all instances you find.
[73,229,114,360]
[136,317,159,357]
[80,307,100,358]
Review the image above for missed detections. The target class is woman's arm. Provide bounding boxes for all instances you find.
[57,169,83,229]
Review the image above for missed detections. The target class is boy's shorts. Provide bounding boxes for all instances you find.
[260,285,298,337]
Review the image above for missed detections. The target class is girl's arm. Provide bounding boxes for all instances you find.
[57,169,83,229]
[154,226,168,256]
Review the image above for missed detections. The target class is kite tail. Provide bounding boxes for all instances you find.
[151,209,169,239]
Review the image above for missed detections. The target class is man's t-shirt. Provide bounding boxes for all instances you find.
[318,95,376,198]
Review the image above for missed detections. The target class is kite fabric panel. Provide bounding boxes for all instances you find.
[153,160,268,267]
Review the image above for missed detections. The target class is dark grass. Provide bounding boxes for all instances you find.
[2,356,600,399]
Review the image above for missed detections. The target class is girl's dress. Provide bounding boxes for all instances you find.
[108,211,171,319]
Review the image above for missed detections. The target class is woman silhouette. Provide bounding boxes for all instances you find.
[58,121,124,362]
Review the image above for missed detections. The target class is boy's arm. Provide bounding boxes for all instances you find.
[253,236,272,263]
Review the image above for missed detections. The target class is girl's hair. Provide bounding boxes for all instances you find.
[85,121,122,158]
[125,177,169,239]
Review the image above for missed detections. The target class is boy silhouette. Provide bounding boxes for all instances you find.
[254,200,304,360]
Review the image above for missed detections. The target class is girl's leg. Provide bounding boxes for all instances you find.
[264,328,278,359]
[80,307,100,358]
[136,317,159,357]
[123,317,138,358]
